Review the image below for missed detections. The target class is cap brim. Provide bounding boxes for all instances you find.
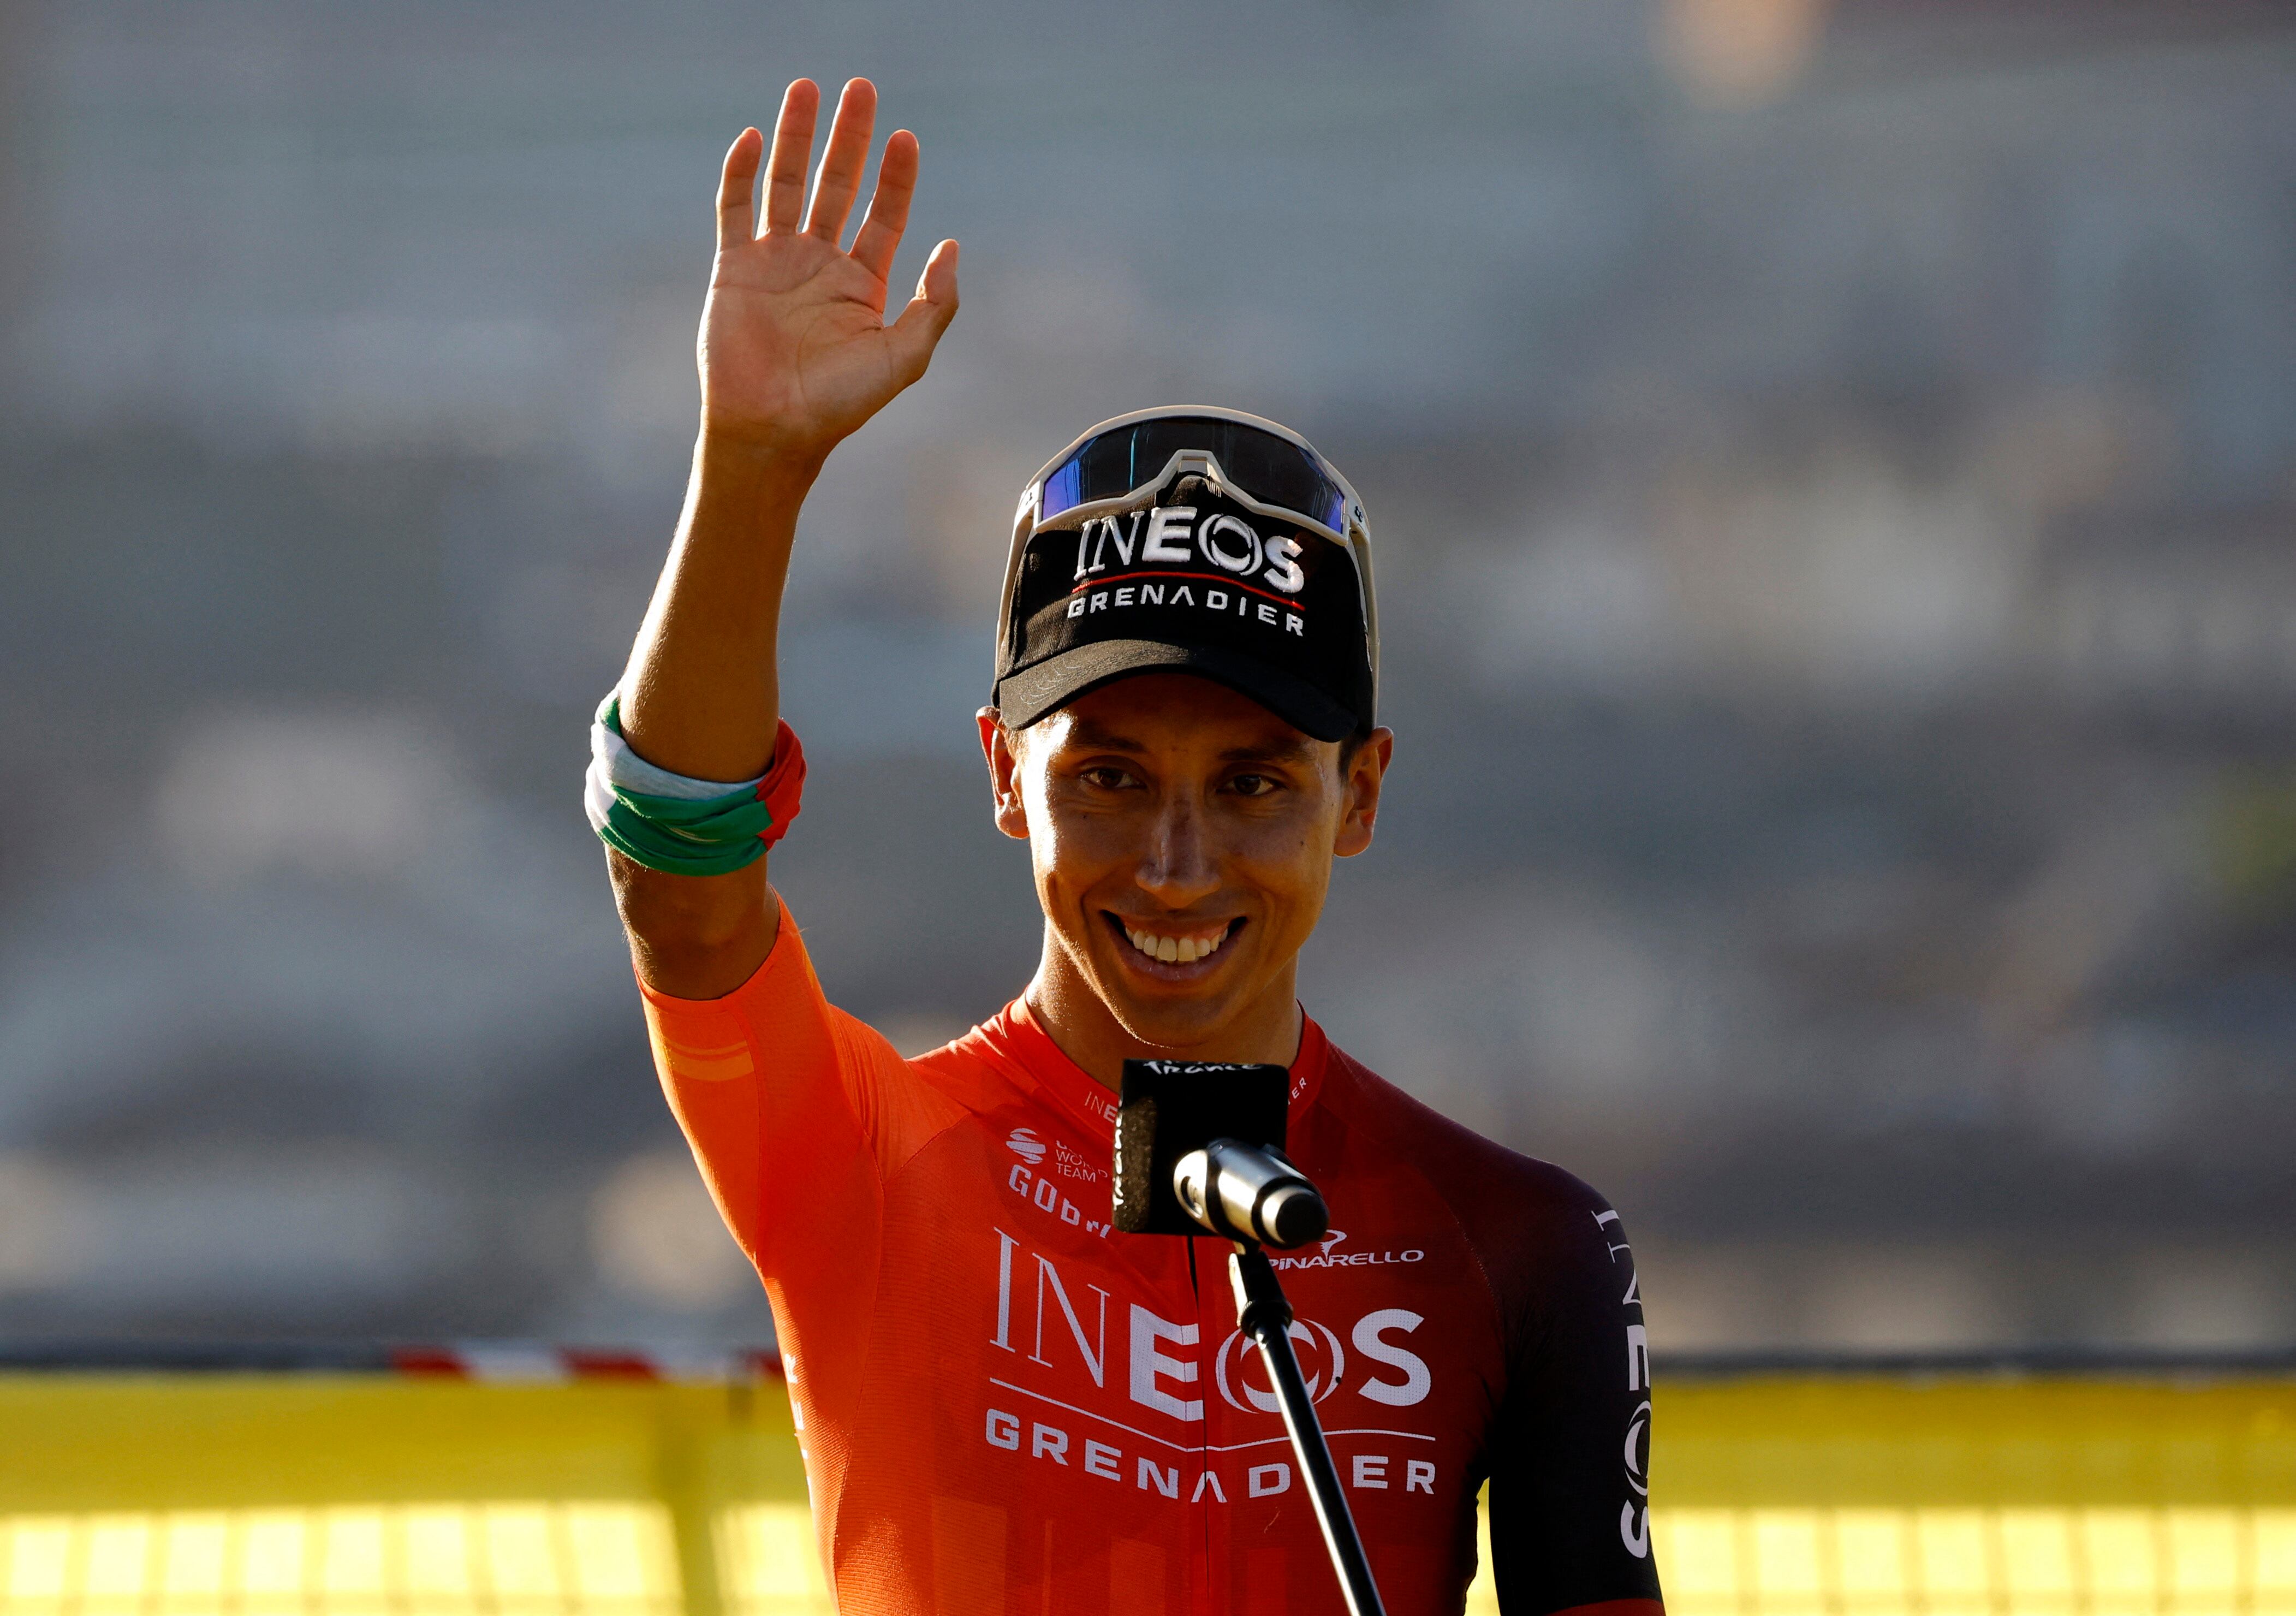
[996,640,1357,743]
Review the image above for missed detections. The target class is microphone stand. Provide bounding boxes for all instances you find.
[1228,1241,1389,1616]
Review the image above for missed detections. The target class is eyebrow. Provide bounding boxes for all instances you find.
[1064,719,1147,752]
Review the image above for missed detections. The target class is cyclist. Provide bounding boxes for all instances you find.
[594,76,1664,1616]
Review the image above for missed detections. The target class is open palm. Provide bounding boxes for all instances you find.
[700,79,959,456]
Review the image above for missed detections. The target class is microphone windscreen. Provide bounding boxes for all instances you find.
[1112,1060,1288,1235]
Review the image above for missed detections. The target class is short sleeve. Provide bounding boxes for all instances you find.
[1487,1194,1665,1615]
[637,896,912,1278]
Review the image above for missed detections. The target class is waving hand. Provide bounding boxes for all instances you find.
[701,78,960,458]
[612,78,957,994]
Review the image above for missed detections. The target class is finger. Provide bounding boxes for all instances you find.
[715,127,763,249]
[805,78,877,245]
[886,238,960,384]
[763,79,819,234]
[848,128,918,283]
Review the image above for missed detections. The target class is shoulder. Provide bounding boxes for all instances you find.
[1318,1045,1636,1335]
[1325,1047,1623,1231]
[905,1031,1016,1113]
[823,1011,1005,1178]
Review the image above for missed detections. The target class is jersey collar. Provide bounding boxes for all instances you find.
[984,996,1330,1143]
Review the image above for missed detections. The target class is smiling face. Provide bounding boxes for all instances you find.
[979,673,1391,1077]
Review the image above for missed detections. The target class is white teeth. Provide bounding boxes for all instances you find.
[1123,924,1231,962]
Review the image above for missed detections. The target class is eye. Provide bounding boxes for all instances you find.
[1080,765,1139,791]
[1227,773,1280,798]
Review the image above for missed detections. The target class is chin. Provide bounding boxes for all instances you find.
[1100,982,1242,1054]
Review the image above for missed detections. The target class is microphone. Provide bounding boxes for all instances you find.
[1111,1059,1290,1237]
[1110,1059,1388,1616]
[1174,1139,1329,1249]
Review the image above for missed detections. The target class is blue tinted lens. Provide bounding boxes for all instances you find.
[1033,418,1349,534]
[1039,458,1085,521]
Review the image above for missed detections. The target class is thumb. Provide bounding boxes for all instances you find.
[887,239,959,383]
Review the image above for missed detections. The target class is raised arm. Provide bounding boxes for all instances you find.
[609,77,959,998]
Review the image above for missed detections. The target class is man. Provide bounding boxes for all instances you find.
[594,76,1663,1616]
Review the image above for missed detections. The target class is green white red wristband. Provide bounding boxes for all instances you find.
[584,693,806,876]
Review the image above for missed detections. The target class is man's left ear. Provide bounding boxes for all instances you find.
[1334,727,1394,859]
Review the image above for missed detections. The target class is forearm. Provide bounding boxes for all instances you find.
[618,430,821,781]
[608,430,812,999]
[600,81,955,996]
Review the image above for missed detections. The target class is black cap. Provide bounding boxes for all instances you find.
[994,414,1377,742]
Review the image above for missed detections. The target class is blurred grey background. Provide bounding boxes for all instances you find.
[1,0,2291,1353]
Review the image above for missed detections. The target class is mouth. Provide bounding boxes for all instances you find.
[1103,912,1243,978]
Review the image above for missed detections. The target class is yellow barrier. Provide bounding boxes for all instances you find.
[2,1372,2290,1615]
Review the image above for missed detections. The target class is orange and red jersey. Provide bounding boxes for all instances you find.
[640,898,1664,1616]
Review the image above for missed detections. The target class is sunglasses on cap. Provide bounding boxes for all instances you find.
[1000,407,1381,694]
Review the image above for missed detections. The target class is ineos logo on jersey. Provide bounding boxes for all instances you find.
[1598,1206,1655,1561]
[1214,1320,1346,1412]
[1623,1400,1650,1496]
[1006,1128,1048,1165]
[990,1234,1436,1417]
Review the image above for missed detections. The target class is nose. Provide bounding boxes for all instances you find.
[1135,790,1220,910]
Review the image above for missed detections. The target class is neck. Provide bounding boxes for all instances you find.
[1024,926,1304,1091]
